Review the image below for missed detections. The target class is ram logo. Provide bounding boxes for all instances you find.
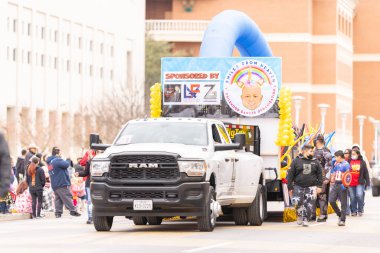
[128,163,159,168]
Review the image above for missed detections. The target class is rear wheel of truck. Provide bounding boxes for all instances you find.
[247,184,264,226]
[197,186,216,232]
[233,208,248,225]
[372,186,380,197]
[133,216,147,225]
[147,217,163,225]
[93,216,114,231]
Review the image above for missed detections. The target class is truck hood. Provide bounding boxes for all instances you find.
[96,143,211,160]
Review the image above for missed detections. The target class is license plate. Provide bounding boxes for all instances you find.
[133,200,153,210]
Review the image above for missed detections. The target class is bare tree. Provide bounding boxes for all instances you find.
[91,84,145,143]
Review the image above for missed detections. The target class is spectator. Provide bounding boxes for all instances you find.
[0,132,11,198]
[75,151,95,224]
[26,157,46,218]
[287,145,323,227]
[344,149,352,162]
[46,147,81,218]
[15,181,32,217]
[313,134,333,222]
[15,149,27,183]
[349,149,370,216]
[23,144,38,178]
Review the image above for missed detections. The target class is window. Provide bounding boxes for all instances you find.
[12,48,16,61]
[27,23,31,36]
[100,43,103,54]
[110,70,113,80]
[78,63,82,74]
[211,124,222,144]
[54,57,58,69]
[41,54,45,66]
[54,30,58,42]
[110,46,114,57]
[217,125,231,144]
[89,40,93,51]
[89,65,93,76]
[27,51,31,64]
[78,37,82,49]
[100,67,103,79]
[41,27,45,39]
[67,34,70,46]
[66,60,70,72]
[13,19,17,32]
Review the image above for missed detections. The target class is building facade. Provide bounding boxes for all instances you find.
[1,0,146,157]
[146,0,380,161]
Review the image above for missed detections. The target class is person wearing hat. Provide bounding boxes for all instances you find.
[313,134,333,222]
[23,144,38,179]
[46,147,81,218]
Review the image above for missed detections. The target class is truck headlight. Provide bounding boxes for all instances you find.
[178,161,207,177]
[91,160,110,177]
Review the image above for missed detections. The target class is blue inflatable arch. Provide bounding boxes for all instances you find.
[200,10,272,57]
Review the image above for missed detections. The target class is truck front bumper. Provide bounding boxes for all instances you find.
[91,182,209,217]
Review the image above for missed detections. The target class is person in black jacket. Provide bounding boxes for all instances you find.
[0,132,11,199]
[75,157,93,224]
[26,156,46,218]
[15,149,27,183]
[287,144,323,227]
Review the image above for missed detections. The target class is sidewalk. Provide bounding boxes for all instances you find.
[0,211,71,222]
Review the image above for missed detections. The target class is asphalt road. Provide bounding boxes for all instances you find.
[2,191,379,253]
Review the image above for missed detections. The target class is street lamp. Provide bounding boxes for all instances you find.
[292,96,304,127]
[356,115,367,149]
[371,119,380,165]
[317,104,330,133]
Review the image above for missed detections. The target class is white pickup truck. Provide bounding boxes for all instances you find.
[90,118,266,232]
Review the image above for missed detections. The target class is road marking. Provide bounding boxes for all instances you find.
[183,242,232,252]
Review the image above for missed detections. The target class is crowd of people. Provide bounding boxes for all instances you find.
[287,134,371,227]
[0,141,95,225]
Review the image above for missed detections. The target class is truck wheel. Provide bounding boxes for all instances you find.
[233,208,248,225]
[147,217,163,225]
[133,216,147,225]
[197,186,216,232]
[93,216,114,231]
[262,185,268,220]
[372,186,380,197]
[247,184,264,226]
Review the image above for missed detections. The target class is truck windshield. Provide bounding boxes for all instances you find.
[115,122,208,146]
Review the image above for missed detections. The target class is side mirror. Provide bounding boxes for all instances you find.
[90,133,111,151]
[89,133,100,147]
[234,133,246,149]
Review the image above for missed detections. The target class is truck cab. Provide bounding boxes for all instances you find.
[90,117,266,232]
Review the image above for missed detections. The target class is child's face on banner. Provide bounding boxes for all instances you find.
[241,85,263,110]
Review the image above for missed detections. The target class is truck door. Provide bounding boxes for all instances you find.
[211,124,234,197]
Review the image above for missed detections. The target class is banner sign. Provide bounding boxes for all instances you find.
[161,57,282,118]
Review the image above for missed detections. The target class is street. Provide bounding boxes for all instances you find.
[2,191,379,253]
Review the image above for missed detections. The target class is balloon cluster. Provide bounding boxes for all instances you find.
[275,87,295,147]
[150,83,162,118]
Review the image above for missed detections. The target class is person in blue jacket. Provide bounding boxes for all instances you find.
[46,147,81,218]
[329,150,350,226]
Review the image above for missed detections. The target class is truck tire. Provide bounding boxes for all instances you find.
[93,216,114,231]
[133,216,147,225]
[262,185,268,220]
[372,186,380,197]
[233,208,248,225]
[197,186,216,232]
[147,217,163,225]
[247,184,264,226]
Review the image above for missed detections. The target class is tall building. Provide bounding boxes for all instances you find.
[146,0,380,160]
[0,0,146,157]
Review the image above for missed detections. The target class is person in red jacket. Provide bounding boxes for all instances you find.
[349,149,370,216]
